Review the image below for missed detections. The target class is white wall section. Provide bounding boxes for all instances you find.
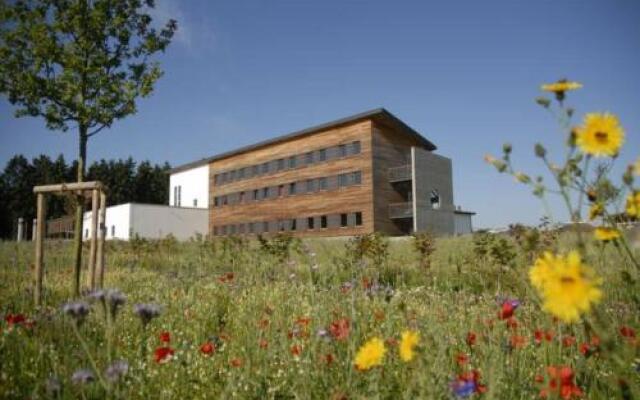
[169,165,209,208]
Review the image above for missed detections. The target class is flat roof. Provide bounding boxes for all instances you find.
[169,108,437,174]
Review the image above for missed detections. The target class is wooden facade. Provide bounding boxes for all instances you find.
[203,109,438,237]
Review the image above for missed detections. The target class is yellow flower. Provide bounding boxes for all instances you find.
[399,330,420,362]
[529,251,602,323]
[588,203,603,220]
[594,227,621,242]
[541,79,583,93]
[626,192,640,218]
[575,113,625,157]
[354,337,386,371]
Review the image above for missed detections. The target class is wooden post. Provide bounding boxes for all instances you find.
[32,219,37,241]
[34,194,46,306]
[87,189,99,290]
[17,217,24,242]
[96,191,107,288]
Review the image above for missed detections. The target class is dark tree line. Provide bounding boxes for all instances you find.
[0,154,171,239]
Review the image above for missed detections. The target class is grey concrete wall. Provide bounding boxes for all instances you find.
[412,147,455,234]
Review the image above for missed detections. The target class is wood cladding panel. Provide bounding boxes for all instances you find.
[371,122,423,235]
[208,120,375,237]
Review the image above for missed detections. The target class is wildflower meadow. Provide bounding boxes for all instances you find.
[1,81,640,399]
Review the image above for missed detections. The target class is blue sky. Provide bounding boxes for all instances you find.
[1,0,639,228]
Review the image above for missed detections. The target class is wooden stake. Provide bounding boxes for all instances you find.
[87,189,99,290]
[34,194,46,306]
[96,191,107,288]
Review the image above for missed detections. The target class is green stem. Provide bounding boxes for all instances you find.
[71,322,109,391]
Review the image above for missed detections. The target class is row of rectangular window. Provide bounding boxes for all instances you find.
[213,212,363,236]
[213,171,362,207]
[213,141,361,186]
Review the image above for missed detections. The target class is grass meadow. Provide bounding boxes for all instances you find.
[0,231,638,399]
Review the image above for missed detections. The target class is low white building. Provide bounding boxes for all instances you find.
[83,203,208,241]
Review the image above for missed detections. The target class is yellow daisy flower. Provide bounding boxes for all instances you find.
[626,192,640,218]
[529,251,602,323]
[594,227,621,242]
[575,113,625,157]
[399,330,420,362]
[354,337,386,371]
[541,79,583,93]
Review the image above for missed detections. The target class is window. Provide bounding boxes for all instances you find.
[230,225,236,235]
[229,170,236,181]
[430,189,441,209]
[352,171,362,185]
[111,225,115,236]
[253,189,259,201]
[307,217,315,230]
[305,152,314,165]
[318,177,328,190]
[355,212,362,226]
[278,184,285,197]
[222,195,228,206]
[338,173,349,187]
[173,186,177,206]
[279,220,285,232]
[289,182,296,195]
[320,215,327,229]
[177,186,182,206]
[261,162,269,174]
[214,174,220,185]
[291,219,297,231]
[262,187,269,199]
[318,148,327,162]
[238,168,245,179]
[306,179,315,193]
[222,172,228,183]
[248,223,255,234]
[351,141,361,155]
[340,213,348,227]
[288,156,297,169]
[239,191,245,203]
[339,144,347,157]
[193,199,198,207]
[277,158,285,171]
[252,165,260,176]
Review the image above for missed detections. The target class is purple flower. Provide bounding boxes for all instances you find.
[71,368,94,385]
[451,380,477,397]
[105,289,126,319]
[62,302,90,326]
[133,303,161,327]
[105,360,129,383]
[45,376,62,396]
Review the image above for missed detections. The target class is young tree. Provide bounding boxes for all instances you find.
[0,0,176,296]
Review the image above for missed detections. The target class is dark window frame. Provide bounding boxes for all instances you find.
[340,213,348,227]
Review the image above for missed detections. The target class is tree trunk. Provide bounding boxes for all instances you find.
[72,127,87,297]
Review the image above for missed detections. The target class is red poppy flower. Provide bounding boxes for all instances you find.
[159,331,171,343]
[230,358,242,367]
[499,299,520,320]
[5,313,26,326]
[154,346,175,363]
[324,353,335,365]
[259,339,268,349]
[456,353,469,366]
[290,344,303,356]
[510,335,527,348]
[200,341,215,355]
[329,318,350,341]
[589,335,600,347]
[578,343,591,357]
[540,366,582,399]
[466,331,477,346]
[620,326,636,338]
[295,317,311,327]
[506,317,518,330]
[562,336,576,347]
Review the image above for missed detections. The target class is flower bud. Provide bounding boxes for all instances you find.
[535,97,551,108]
[567,129,577,148]
[502,143,512,155]
[514,172,531,184]
[623,168,634,186]
[534,143,546,158]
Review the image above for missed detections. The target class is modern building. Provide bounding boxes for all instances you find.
[81,203,208,241]
[170,108,474,237]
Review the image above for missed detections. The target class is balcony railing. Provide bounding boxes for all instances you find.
[388,165,412,182]
[389,202,413,219]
